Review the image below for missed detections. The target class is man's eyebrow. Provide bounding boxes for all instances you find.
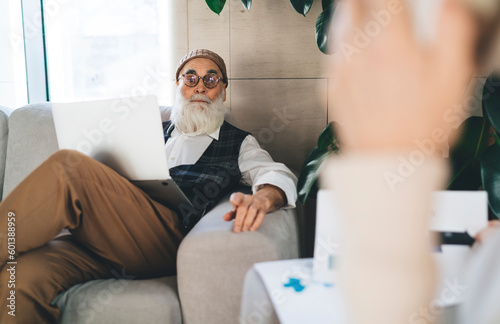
[185,69,197,74]
[207,69,218,75]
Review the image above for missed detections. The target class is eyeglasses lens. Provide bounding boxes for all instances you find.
[203,75,218,88]
[183,74,219,88]
[185,75,198,86]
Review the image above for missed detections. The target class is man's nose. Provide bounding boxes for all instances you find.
[194,81,207,93]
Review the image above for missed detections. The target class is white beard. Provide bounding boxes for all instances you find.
[170,86,226,135]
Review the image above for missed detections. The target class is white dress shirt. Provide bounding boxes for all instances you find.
[164,126,297,208]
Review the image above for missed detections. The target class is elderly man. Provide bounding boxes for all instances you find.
[0,49,297,324]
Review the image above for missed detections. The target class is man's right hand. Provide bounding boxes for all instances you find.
[222,185,285,233]
[475,220,500,245]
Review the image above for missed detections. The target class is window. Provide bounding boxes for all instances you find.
[1,0,177,108]
[0,0,28,109]
[43,0,175,104]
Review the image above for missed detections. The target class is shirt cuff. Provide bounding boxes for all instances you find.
[252,171,297,208]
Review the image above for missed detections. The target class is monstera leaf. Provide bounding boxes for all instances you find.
[206,0,227,15]
[241,0,252,10]
[448,74,500,219]
[483,74,500,132]
[481,142,500,218]
[447,117,490,190]
[290,0,314,16]
[297,122,339,203]
[316,1,335,54]
[480,74,500,218]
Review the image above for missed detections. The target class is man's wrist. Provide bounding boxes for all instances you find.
[257,184,287,209]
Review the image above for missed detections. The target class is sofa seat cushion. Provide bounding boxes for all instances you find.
[53,275,181,324]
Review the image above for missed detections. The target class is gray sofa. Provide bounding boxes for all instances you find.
[0,103,299,324]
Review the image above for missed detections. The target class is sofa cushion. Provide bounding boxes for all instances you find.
[53,276,181,324]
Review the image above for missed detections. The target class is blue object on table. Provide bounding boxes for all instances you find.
[284,277,305,292]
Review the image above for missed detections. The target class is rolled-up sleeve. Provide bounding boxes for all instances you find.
[238,135,297,208]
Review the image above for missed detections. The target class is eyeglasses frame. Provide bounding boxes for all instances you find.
[178,73,224,89]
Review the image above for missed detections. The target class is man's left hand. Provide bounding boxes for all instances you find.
[223,185,286,233]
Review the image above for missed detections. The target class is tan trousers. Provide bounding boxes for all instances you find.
[0,150,184,323]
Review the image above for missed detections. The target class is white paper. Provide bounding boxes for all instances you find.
[430,191,488,237]
[254,259,348,324]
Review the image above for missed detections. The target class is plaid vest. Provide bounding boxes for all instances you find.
[163,121,250,233]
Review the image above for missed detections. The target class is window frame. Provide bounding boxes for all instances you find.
[21,0,50,103]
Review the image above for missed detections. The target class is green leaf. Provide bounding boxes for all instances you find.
[447,116,490,190]
[448,159,482,191]
[206,0,227,15]
[241,0,251,10]
[297,149,330,203]
[482,74,500,132]
[481,144,500,219]
[316,3,335,54]
[450,117,490,161]
[297,122,339,203]
[322,0,334,10]
[317,122,334,150]
[290,0,314,16]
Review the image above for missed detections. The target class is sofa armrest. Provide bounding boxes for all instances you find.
[177,194,299,324]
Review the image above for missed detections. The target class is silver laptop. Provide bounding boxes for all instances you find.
[52,95,192,210]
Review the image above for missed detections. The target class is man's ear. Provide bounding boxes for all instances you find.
[223,87,227,102]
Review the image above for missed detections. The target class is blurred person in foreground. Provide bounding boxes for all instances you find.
[322,0,500,323]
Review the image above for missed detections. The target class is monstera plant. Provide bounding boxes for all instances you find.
[296,74,500,218]
[296,121,340,203]
[448,74,500,219]
[205,0,336,54]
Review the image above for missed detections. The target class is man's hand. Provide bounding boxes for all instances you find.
[474,220,500,245]
[329,0,477,153]
[223,185,286,233]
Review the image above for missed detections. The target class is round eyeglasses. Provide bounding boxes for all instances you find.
[178,73,223,89]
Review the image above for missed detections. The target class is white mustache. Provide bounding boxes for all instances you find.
[189,94,211,103]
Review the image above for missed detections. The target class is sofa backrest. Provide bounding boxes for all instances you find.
[3,104,59,198]
[0,107,10,199]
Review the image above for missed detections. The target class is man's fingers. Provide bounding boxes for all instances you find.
[223,209,236,221]
[488,220,500,228]
[475,221,500,244]
[229,192,246,206]
[228,193,271,233]
[233,195,251,233]
[250,210,266,232]
[348,0,411,23]
[334,0,414,50]
[242,205,259,232]
[345,0,363,25]
[228,192,245,231]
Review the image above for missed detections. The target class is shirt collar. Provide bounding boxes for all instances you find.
[208,127,220,140]
[173,126,221,140]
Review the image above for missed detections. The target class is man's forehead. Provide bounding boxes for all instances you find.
[181,58,222,75]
